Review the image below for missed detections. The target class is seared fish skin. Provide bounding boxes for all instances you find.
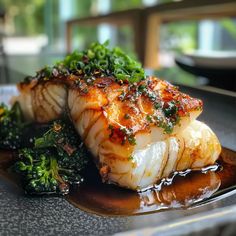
[14,73,221,190]
[12,79,67,123]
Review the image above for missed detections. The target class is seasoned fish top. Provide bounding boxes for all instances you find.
[70,76,202,144]
[18,73,202,144]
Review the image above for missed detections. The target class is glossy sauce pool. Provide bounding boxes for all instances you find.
[0,148,236,216]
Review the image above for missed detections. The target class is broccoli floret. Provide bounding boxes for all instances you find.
[0,102,49,149]
[15,148,70,194]
[0,103,90,195]
[0,102,25,149]
[35,119,89,173]
[14,119,89,195]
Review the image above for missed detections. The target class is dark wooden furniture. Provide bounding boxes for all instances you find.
[66,0,236,68]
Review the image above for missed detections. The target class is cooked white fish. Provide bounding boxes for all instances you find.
[68,77,220,190]
[14,75,221,190]
[99,120,221,190]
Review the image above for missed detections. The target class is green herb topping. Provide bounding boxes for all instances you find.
[60,41,145,83]
[26,41,145,84]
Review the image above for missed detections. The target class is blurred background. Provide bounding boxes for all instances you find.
[0,0,235,90]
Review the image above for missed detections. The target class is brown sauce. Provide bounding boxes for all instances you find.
[0,148,236,216]
[67,147,236,216]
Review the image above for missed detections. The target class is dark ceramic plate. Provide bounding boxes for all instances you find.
[0,85,236,236]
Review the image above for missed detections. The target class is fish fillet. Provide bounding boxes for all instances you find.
[13,75,221,190]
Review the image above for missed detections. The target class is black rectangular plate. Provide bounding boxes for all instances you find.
[0,85,235,236]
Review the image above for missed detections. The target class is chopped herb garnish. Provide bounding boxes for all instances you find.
[138,84,146,93]
[82,88,89,94]
[108,124,115,138]
[146,115,153,123]
[47,41,143,83]
[124,114,130,119]
[128,135,136,145]
[128,156,134,161]
[118,91,126,101]
[118,127,137,146]
[26,41,145,85]
[108,124,114,130]
[162,121,176,134]
[154,102,161,109]
[163,101,178,117]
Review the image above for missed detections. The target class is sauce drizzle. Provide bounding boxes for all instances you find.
[0,147,236,216]
[67,148,236,216]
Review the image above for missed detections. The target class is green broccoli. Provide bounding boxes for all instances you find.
[0,102,49,149]
[35,119,89,175]
[0,103,90,195]
[14,119,89,195]
[0,102,25,149]
[15,148,68,194]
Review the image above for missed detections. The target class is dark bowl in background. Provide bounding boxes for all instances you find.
[175,51,236,91]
